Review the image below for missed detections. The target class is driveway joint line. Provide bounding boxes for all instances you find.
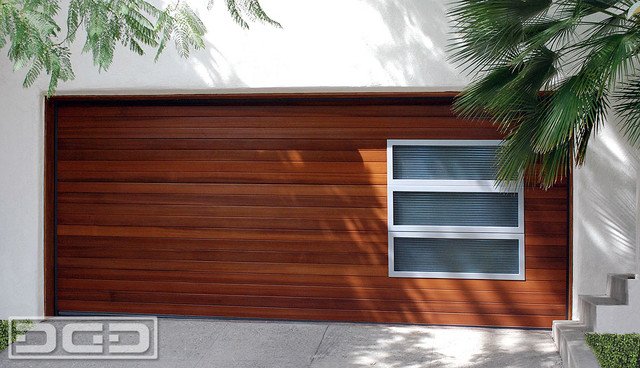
[308,323,330,367]
[193,321,228,368]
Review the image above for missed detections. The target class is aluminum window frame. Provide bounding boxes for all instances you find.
[388,231,525,280]
[387,139,525,280]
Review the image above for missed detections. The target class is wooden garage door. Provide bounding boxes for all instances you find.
[46,93,569,328]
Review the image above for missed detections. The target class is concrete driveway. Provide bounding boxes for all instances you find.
[0,318,562,367]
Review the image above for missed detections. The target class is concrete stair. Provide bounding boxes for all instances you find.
[552,273,639,368]
[553,320,599,368]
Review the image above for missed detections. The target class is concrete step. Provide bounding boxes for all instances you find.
[579,294,624,331]
[581,274,639,333]
[552,320,599,368]
[553,273,639,367]
[608,274,635,304]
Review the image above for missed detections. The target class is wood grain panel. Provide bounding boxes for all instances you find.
[56,236,390,253]
[57,248,389,265]
[57,171,389,184]
[57,278,565,301]
[57,289,565,316]
[56,213,388,231]
[57,138,387,150]
[57,149,388,162]
[50,94,569,327]
[57,160,388,173]
[56,204,387,220]
[57,116,482,129]
[57,127,503,139]
[56,192,386,208]
[57,268,567,292]
[56,182,388,196]
[54,104,457,118]
[55,300,559,328]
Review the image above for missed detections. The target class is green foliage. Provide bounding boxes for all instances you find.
[586,333,640,368]
[450,0,640,188]
[0,319,34,352]
[225,0,280,30]
[616,78,640,148]
[0,0,279,95]
[155,2,206,60]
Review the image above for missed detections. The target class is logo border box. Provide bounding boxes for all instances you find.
[8,316,158,360]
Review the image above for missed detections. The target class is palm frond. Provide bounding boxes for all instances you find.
[450,0,640,188]
[449,0,553,73]
[615,76,640,148]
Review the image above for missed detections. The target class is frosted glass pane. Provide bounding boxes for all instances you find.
[393,192,518,227]
[393,237,519,274]
[393,145,498,180]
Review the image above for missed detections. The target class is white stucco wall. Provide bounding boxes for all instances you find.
[1,0,638,323]
[572,114,640,317]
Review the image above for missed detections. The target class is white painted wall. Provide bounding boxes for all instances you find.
[1,0,638,325]
[572,113,640,317]
[58,0,468,92]
[0,72,46,320]
[0,0,467,319]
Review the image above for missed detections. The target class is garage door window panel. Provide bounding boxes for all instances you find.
[387,140,525,280]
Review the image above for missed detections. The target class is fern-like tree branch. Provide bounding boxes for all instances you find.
[0,0,279,95]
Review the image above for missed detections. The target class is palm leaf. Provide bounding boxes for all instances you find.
[615,76,640,148]
[450,0,640,188]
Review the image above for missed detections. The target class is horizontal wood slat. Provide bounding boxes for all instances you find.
[56,300,561,328]
[56,279,565,304]
[56,213,388,232]
[55,104,457,118]
[56,236,390,253]
[57,182,387,196]
[56,257,566,281]
[57,161,388,173]
[57,149,388,162]
[58,116,484,129]
[57,248,389,265]
[56,289,565,316]
[57,268,567,293]
[56,193,386,208]
[57,127,504,139]
[57,171,390,184]
[56,204,387,220]
[57,139,388,150]
[52,95,569,328]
